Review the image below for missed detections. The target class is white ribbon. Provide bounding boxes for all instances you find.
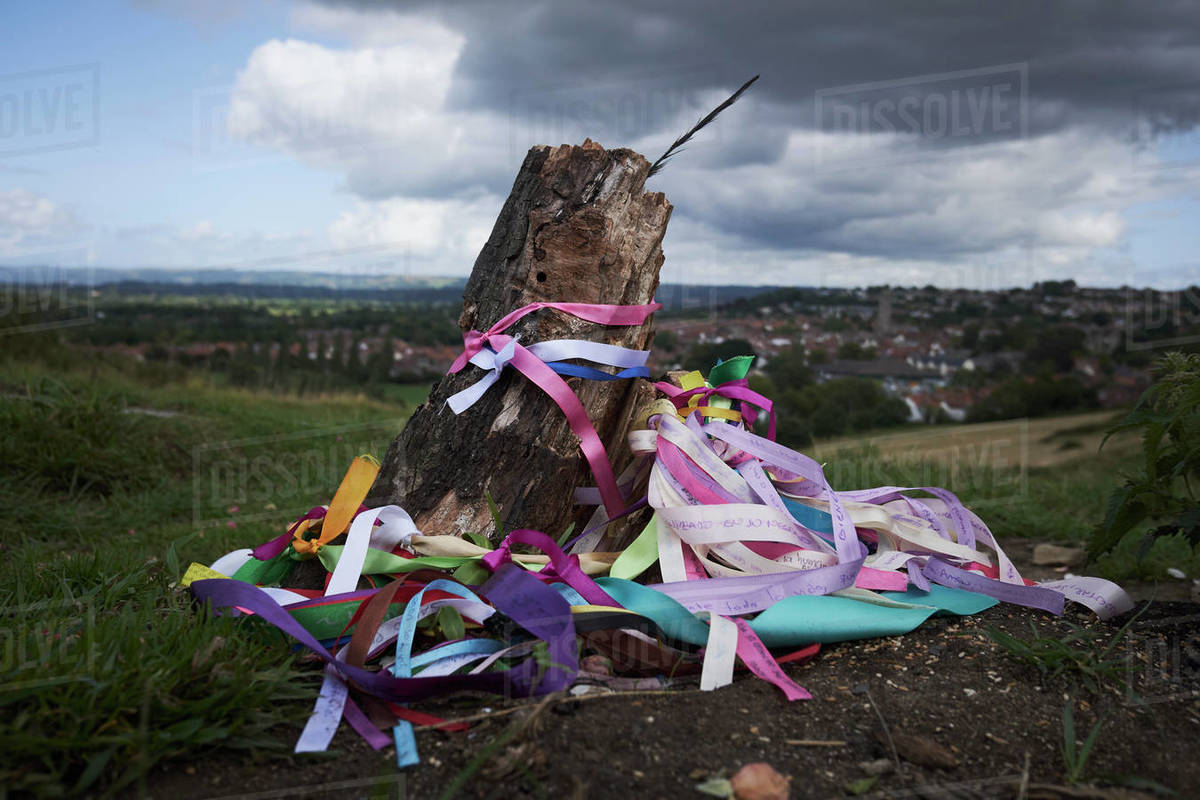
[325,505,421,597]
[445,337,650,415]
[446,338,520,414]
[699,612,738,691]
[527,338,649,369]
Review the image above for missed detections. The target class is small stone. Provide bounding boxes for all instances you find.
[1032,543,1086,567]
[883,730,959,770]
[580,654,613,675]
[730,762,790,800]
[858,758,894,776]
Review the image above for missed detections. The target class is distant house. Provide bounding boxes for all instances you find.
[962,351,1024,373]
[907,349,969,376]
[904,391,969,423]
[817,358,939,382]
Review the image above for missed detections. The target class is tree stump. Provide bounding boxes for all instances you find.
[369,139,672,544]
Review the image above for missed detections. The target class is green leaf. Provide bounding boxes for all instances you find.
[694,777,733,798]
[463,531,491,549]
[1089,486,1144,560]
[1077,712,1109,770]
[450,560,491,587]
[165,532,198,580]
[71,746,116,794]
[845,776,880,795]
[437,606,465,641]
[1062,700,1077,770]
[485,492,504,540]
[1143,422,1166,481]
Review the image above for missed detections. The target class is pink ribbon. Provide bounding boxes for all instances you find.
[448,301,660,517]
[482,529,620,607]
[450,301,661,373]
[655,378,777,441]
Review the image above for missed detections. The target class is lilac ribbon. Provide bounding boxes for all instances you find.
[700,421,865,565]
[921,559,1065,614]
[190,570,579,702]
[446,338,520,414]
[480,564,578,694]
[447,338,650,415]
[648,559,865,615]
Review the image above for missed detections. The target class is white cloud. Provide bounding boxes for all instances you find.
[98,220,315,269]
[289,2,444,48]
[327,192,501,272]
[225,17,513,198]
[215,4,1183,288]
[0,188,84,253]
[649,124,1161,286]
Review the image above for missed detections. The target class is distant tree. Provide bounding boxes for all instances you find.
[960,323,979,350]
[656,330,679,353]
[824,317,848,333]
[771,377,908,445]
[1036,279,1077,297]
[966,374,1098,422]
[764,346,813,390]
[836,341,876,360]
[683,339,756,374]
[1024,325,1085,373]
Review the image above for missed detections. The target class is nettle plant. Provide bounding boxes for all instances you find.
[1091,351,1200,580]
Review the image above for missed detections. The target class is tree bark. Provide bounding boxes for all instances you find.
[369,139,671,544]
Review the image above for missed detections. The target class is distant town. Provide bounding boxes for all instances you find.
[6,271,1197,446]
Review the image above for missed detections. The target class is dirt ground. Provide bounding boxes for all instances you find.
[142,563,1199,800]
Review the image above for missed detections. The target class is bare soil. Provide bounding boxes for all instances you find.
[140,584,1200,800]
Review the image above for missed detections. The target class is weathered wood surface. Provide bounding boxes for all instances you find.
[369,139,671,542]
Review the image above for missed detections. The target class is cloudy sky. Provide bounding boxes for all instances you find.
[2,0,1198,289]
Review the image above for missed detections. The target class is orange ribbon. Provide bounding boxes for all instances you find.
[292,455,381,557]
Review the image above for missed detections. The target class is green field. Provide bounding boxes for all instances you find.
[0,348,1150,797]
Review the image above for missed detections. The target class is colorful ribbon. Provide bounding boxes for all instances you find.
[184,350,1137,770]
[446,301,659,517]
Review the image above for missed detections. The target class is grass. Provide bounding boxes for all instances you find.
[0,353,421,797]
[983,603,1148,693]
[812,410,1140,545]
[0,344,1134,796]
[1061,697,1109,785]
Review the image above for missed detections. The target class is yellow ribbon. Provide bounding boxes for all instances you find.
[292,455,381,557]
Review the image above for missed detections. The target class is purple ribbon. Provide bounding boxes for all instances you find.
[648,558,865,615]
[921,559,1064,614]
[190,566,581,702]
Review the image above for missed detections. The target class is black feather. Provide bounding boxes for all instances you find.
[647,75,760,178]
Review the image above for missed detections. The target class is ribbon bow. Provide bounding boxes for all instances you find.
[447,338,520,414]
[656,377,778,442]
[445,301,661,517]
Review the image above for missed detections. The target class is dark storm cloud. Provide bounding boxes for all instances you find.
[286,0,1196,278]
[323,0,1200,137]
